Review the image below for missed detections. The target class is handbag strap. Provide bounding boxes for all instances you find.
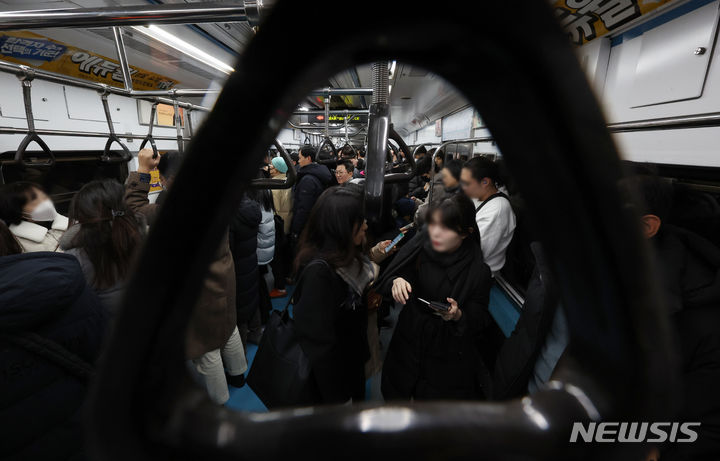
[475,192,509,213]
[284,259,331,311]
[0,331,95,381]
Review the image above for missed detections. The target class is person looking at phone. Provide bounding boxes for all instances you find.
[375,194,496,400]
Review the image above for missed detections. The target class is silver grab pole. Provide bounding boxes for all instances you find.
[112,27,133,92]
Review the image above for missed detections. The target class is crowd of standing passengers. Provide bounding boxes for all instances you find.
[0,143,719,460]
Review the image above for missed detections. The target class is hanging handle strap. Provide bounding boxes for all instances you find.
[139,102,159,159]
[99,88,132,164]
[14,68,55,167]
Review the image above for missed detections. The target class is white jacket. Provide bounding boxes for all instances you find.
[9,214,69,253]
[473,196,516,274]
[257,208,275,265]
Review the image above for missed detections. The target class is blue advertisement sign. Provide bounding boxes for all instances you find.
[0,35,67,62]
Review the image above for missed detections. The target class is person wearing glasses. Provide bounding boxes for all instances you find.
[335,159,355,185]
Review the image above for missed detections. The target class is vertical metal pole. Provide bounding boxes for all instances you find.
[112,27,133,92]
[323,94,329,138]
[365,61,390,223]
[173,96,184,153]
[186,109,194,137]
[344,110,348,144]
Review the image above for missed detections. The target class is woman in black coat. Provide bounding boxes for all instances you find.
[229,196,262,345]
[377,194,495,400]
[293,187,372,404]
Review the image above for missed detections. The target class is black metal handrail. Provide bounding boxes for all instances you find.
[250,139,297,189]
[89,1,678,459]
[139,102,159,159]
[98,88,132,164]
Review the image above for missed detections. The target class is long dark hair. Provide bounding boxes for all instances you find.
[246,169,275,211]
[294,186,365,273]
[0,219,22,256]
[69,179,142,289]
[426,194,480,245]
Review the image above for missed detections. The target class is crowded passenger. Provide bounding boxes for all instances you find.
[59,179,144,314]
[436,158,463,201]
[292,187,372,404]
[618,174,720,459]
[0,182,68,252]
[268,156,292,298]
[340,144,360,175]
[461,156,516,274]
[0,219,107,460]
[229,192,262,348]
[335,159,355,185]
[290,145,332,245]
[251,181,276,332]
[377,194,494,400]
[127,148,247,403]
[408,156,433,202]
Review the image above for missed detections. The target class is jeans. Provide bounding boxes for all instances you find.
[192,326,248,404]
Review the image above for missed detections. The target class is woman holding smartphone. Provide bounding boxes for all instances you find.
[377,194,496,401]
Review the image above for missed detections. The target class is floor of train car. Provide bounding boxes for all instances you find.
[224,284,520,412]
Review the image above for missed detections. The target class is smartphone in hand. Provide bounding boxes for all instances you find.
[385,232,405,253]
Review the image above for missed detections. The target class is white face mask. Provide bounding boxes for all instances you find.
[29,199,57,222]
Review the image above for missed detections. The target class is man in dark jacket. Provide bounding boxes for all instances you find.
[290,146,332,240]
[619,175,720,459]
[0,251,107,460]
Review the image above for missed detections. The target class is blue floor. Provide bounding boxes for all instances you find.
[226,283,521,411]
[225,286,294,412]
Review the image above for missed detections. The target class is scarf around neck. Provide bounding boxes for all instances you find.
[336,255,377,295]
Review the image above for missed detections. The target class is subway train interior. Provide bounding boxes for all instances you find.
[0,0,719,460]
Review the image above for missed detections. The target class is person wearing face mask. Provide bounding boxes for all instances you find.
[292,187,394,404]
[461,156,516,275]
[376,194,496,401]
[0,182,68,252]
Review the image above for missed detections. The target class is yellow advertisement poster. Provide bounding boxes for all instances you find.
[553,0,676,45]
[150,169,162,193]
[0,30,178,90]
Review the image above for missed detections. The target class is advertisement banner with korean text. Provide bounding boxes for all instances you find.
[0,30,178,90]
[553,0,676,45]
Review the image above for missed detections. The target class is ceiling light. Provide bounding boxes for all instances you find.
[298,106,309,111]
[131,25,234,75]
